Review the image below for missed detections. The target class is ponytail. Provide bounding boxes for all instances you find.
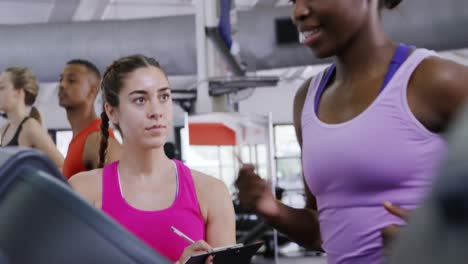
[29,106,42,125]
[98,111,110,168]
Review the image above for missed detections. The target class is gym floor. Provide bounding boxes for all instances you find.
[249,242,327,264]
[253,256,327,264]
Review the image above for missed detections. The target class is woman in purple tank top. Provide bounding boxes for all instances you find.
[69,55,236,263]
[237,0,468,263]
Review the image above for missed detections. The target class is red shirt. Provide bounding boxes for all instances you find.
[63,119,114,179]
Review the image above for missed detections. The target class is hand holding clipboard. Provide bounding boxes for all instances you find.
[172,226,212,264]
[172,226,262,264]
[183,242,263,264]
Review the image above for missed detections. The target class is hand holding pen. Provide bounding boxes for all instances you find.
[171,226,213,264]
[171,226,196,244]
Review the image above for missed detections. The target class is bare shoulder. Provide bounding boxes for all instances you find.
[22,118,42,134]
[191,170,231,217]
[293,76,314,146]
[68,168,103,207]
[410,56,468,127]
[69,168,102,182]
[83,131,101,152]
[85,131,101,143]
[412,56,468,90]
[84,131,120,153]
[20,118,47,145]
[82,132,102,169]
[0,123,6,136]
[191,169,229,194]
[294,77,313,110]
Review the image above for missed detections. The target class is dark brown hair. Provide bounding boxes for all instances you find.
[98,54,165,168]
[67,59,101,80]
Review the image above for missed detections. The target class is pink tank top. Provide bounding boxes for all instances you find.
[101,160,206,262]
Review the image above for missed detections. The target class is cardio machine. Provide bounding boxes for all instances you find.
[0,147,171,264]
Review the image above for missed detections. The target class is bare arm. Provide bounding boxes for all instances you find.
[0,124,6,145]
[193,170,236,247]
[22,120,64,170]
[68,169,103,208]
[264,77,321,249]
[176,171,236,264]
[381,56,468,251]
[83,132,121,170]
[237,77,322,250]
[409,57,468,132]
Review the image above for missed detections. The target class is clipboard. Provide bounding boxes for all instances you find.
[184,242,263,264]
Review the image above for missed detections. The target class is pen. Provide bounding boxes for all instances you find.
[171,226,195,244]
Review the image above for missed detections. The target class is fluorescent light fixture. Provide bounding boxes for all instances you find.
[209,75,279,96]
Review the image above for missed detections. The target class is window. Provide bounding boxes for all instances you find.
[273,124,304,208]
[49,130,73,157]
[182,124,303,200]
[274,125,300,158]
[185,144,268,194]
[186,145,236,193]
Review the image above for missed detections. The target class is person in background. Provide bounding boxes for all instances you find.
[236,0,468,263]
[0,67,64,169]
[59,59,121,179]
[164,142,178,160]
[69,55,235,263]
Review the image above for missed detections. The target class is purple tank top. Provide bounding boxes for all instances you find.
[302,46,447,264]
[101,160,206,262]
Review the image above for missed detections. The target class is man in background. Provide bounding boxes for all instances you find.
[58,59,120,179]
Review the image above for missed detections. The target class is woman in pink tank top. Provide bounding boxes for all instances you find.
[236,1,468,264]
[69,55,236,263]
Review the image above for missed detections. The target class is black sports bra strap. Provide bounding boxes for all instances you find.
[1,117,30,146]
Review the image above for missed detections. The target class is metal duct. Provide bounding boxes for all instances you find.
[0,0,467,82]
[0,16,198,82]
